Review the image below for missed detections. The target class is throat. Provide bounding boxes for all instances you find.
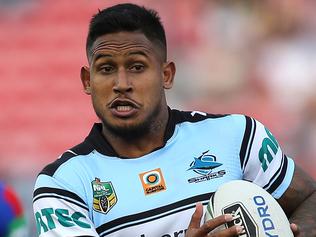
[102,121,167,158]
[112,136,165,158]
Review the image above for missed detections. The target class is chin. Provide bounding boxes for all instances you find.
[101,104,162,139]
[104,120,151,140]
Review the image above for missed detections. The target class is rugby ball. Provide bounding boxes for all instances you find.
[204,180,293,237]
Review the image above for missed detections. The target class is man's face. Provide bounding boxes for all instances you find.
[81,32,174,137]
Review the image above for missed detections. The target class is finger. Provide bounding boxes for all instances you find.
[290,223,300,236]
[197,214,233,236]
[209,225,244,237]
[188,203,204,229]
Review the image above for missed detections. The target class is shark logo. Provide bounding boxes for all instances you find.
[188,150,222,175]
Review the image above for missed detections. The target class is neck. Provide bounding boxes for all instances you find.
[102,107,169,158]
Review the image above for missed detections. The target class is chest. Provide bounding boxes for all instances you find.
[82,128,244,236]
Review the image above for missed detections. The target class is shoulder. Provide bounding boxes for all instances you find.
[170,109,251,128]
[33,141,94,206]
[39,140,94,177]
[170,109,229,123]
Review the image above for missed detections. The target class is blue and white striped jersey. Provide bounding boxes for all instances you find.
[33,109,295,237]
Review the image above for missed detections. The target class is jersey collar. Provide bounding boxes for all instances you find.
[85,107,177,157]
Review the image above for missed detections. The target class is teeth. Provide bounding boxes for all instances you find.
[116,105,132,111]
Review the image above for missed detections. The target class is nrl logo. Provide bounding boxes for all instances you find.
[91,178,117,214]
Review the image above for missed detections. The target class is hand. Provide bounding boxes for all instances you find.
[290,223,300,237]
[185,203,244,237]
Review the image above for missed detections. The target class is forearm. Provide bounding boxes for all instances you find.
[277,165,316,236]
[289,191,316,237]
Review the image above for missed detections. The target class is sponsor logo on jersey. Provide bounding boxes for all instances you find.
[187,150,226,183]
[139,228,187,237]
[139,168,166,195]
[35,208,91,235]
[222,202,258,237]
[259,127,279,172]
[91,178,117,214]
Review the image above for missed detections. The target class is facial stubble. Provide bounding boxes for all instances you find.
[98,102,164,141]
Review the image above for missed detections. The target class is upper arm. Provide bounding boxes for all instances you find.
[33,174,99,237]
[277,164,316,217]
[240,116,295,198]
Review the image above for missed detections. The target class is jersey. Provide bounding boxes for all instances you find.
[0,182,27,237]
[33,109,295,237]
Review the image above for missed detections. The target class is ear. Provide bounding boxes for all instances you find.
[80,66,91,95]
[162,61,176,89]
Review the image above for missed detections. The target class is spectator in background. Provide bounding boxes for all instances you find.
[0,182,27,237]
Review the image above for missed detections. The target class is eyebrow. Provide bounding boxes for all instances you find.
[127,50,149,58]
[93,50,150,63]
[93,53,113,62]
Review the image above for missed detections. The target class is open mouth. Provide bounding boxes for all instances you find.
[109,99,139,117]
[116,105,133,112]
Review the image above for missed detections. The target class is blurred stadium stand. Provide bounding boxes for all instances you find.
[0,0,316,235]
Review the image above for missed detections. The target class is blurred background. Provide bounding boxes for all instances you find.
[1,0,316,235]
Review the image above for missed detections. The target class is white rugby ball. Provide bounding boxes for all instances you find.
[204,180,293,237]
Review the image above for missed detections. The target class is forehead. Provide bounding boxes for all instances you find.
[90,32,159,61]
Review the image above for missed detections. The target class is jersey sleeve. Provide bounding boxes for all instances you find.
[239,116,295,199]
[33,174,99,237]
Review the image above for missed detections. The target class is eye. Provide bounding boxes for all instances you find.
[129,63,145,72]
[99,65,115,74]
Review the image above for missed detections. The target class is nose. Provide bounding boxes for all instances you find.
[113,68,132,93]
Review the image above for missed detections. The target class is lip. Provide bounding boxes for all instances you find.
[109,98,140,118]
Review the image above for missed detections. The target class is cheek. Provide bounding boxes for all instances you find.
[90,83,111,107]
[91,77,112,96]
[90,92,102,112]
[141,80,164,104]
